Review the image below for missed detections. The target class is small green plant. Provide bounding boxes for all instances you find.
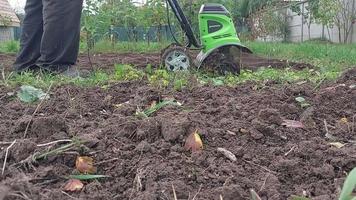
[172,71,189,91]
[68,174,109,180]
[290,196,310,200]
[114,64,144,81]
[145,64,153,75]
[148,69,170,88]
[17,85,50,103]
[339,168,356,200]
[32,140,82,162]
[136,100,181,118]
[295,97,311,108]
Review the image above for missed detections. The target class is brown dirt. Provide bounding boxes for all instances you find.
[0,52,313,73]
[0,69,355,200]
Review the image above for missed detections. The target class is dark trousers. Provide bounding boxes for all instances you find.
[14,0,83,71]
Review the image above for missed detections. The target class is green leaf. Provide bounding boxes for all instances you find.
[142,100,181,117]
[290,196,310,200]
[295,97,306,103]
[295,96,310,108]
[17,85,49,103]
[68,174,109,180]
[339,168,356,200]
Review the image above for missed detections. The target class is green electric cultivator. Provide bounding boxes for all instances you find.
[162,0,252,75]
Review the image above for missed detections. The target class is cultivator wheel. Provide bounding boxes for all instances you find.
[161,45,193,72]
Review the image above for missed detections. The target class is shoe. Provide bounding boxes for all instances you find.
[45,65,89,78]
[60,65,91,78]
[59,65,81,78]
[13,64,41,74]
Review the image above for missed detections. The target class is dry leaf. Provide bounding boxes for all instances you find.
[63,179,84,192]
[149,101,157,108]
[239,128,249,134]
[340,117,348,124]
[329,142,346,149]
[184,130,203,152]
[217,148,237,162]
[227,130,236,136]
[76,156,97,174]
[282,120,305,128]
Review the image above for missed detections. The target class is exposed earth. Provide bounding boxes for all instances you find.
[0,53,355,200]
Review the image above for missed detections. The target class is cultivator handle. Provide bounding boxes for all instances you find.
[166,0,201,48]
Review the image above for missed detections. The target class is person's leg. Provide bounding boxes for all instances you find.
[37,0,83,71]
[13,0,43,71]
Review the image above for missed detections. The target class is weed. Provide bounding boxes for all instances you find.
[68,174,109,180]
[136,100,181,118]
[295,97,311,108]
[290,196,310,200]
[148,69,170,88]
[339,168,356,200]
[115,64,144,81]
[32,140,82,162]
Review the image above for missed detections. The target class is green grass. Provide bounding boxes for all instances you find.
[0,40,19,53]
[246,41,356,70]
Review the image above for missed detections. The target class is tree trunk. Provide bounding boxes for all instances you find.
[327,27,331,41]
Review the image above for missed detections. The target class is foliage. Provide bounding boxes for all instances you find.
[250,8,289,40]
[136,100,181,118]
[0,14,12,27]
[68,174,109,180]
[339,168,356,200]
[316,0,341,28]
[148,69,170,88]
[17,85,49,103]
[334,0,356,43]
[114,64,144,81]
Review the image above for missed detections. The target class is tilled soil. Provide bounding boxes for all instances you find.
[0,52,313,72]
[0,68,355,200]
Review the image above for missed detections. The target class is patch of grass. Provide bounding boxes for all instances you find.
[0,65,144,89]
[0,40,19,53]
[246,41,356,70]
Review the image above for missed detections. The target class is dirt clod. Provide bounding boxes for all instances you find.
[31,115,69,139]
[160,116,190,142]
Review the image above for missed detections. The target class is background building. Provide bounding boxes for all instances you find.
[0,0,20,42]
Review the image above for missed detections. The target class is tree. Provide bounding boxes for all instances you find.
[334,0,356,43]
[315,0,341,40]
[291,0,320,40]
[146,0,167,42]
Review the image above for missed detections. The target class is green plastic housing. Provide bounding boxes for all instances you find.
[198,5,241,53]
